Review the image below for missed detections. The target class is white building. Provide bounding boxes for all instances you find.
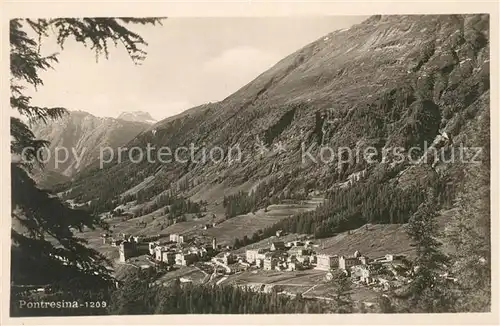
[246,249,268,264]
[339,256,361,270]
[315,254,339,271]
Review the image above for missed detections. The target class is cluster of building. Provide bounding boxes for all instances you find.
[323,253,408,288]
[148,236,218,266]
[103,232,161,247]
[101,233,160,263]
[315,250,370,272]
[245,240,317,271]
[108,228,411,292]
[113,231,222,269]
[244,239,409,288]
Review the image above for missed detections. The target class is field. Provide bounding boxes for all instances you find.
[223,268,323,293]
[222,268,380,303]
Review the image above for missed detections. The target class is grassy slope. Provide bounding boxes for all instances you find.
[234,223,414,259]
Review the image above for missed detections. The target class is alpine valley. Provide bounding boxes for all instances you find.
[29,14,490,314]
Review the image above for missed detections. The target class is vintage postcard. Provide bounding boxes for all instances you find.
[1,1,498,325]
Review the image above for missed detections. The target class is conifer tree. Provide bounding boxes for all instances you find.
[329,269,354,313]
[404,189,455,312]
[10,18,163,294]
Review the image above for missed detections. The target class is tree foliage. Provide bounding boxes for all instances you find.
[329,269,354,313]
[109,271,328,314]
[10,17,163,292]
[400,190,456,312]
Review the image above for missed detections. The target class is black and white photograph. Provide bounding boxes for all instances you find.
[3,1,497,323]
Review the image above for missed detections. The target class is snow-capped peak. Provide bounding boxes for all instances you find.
[117,111,157,124]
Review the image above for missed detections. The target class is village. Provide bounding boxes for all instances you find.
[101,227,428,297]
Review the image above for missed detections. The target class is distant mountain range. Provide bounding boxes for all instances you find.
[31,110,150,186]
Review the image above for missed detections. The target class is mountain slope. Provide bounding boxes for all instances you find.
[63,15,489,229]
[32,110,150,180]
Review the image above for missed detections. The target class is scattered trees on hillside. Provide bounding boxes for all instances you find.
[381,108,492,314]
[399,100,442,158]
[223,191,255,218]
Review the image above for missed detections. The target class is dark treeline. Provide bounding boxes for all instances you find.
[110,276,328,314]
[57,163,156,207]
[11,271,332,316]
[57,161,171,214]
[276,180,427,239]
[62,169,209,220]
[223,191,258,218]
[10,284,338,316]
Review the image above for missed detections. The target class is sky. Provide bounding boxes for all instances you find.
[26,17,367,121]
